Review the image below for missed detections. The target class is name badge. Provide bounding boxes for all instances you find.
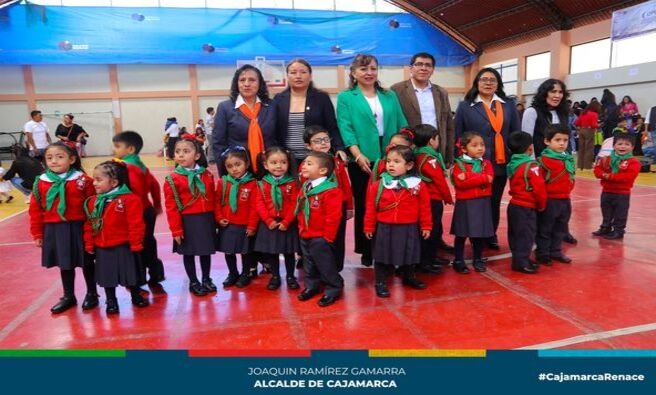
[240,188,250,201]
[115,199,125,213]
[311,196,320,209]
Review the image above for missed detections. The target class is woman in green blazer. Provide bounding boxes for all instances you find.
[336,54,408,266]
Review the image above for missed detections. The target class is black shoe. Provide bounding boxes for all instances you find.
[418,263,443,274]
[222,273,239,287]
[267,276,281,290]
[375,282,390,298]
[536,255,553,266]
[433,256,451,266]
[131,292,150,307]
[438,239,455,253]
[563,233,578,244]
[550,254,572,264]
[297,288,319,301]
[603,231,624,240]
[5,196,13,203]
[235,274,251,288]
[202,278,217,293]
[318,294,338,307]
[452,260,470,274]
[473,259,487,272]
[592,227,611,237]
[361,255,373,267]
[81,292,99,310]
[247,269,258,279]
[189,281,208,296]
[50,295,77,314]
[528,260,539,270]
[295,257,304,269]
[402,277,427,289]
[512,264,538,274]
[105,298,119,315]
[286,276,300,290]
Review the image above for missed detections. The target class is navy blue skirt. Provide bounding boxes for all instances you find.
[95,243,139,288]
[42,221,86,270]
[173,212,216,256]
[450,197,494,238]
[217,224,254,254]
[373,223,421,266]
[254,222,300,255]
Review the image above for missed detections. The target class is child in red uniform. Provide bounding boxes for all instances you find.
[84,161,147,314]
[592,133,641,240]
[112,131,165,285]
[536,125,576,265]
[215,146,259,288]
[412,124,453,273]
[301,125,353,271]
[370,130,414,183]
[506,132,547,274]
[296,151,344,307]
[29,142,97,314]
[365,145,431,298]
[164,139,217,297]
[254,147,300,291]
[450,132,494,274]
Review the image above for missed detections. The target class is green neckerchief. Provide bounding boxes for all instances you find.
[260,174,295,212]
[83,184,132,233]
[415,146,447,182]
[121,153,146,172]
[375,172,409,209]
[221,172,255,213]
[295,178,338,224]
[39,169,77,221]
[175,165,207,199]
[609,151,633,174]
[507,154,536,192]
[540,148,575,181]
[456,156,482,173]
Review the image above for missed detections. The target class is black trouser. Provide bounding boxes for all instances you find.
[507,204,537,268]
[335,203,347,271]
[300,237,343,297]
[490,174,507,239]
[454,237,485,261]
[600,192,630,234]
[536,198,571,258]
[421,199,444,265]
[140,206,165,284]
[261,253,296,278]
[166,136,179,159]
[347,162,372,259]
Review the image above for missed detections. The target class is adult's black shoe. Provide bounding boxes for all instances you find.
[563,233,578,244]
[592,227,611,237]
[402,277,427,289]
[511,264,538,274]
[317,295,338,307]
[550,254,572,264]
[535,256,553,266]
[434,256,451,266]
[297,288,319,301]
[81,293,99,310]
[375,282,390,298]
[267,276,281,291]
[51,295,77,314]
[603,231,624,240]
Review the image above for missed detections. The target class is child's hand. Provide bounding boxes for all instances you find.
[268,221,279,230]
[86,249,95,255]
[457,173,466,181]
[364,232,374,240]
[219,219,229,227]
[421,230,431,240]
[174,236,183,244]
[487,175,494,183]
[346,209,354,220]
[246,229,255,237]
[278,223,288,231]
[602,173,610,179]
[34,239,42,248]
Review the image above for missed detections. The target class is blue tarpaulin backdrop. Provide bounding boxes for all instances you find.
[0,3,476,66]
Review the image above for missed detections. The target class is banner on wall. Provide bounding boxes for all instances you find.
[611,0,656,41]
[0,3,476,66]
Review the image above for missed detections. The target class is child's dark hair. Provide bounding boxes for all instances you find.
[220,146,251,173]
[613,132,635,146]
[386,145,416,174]
[460,131,484,151]
[112,131,144,154]
[44,142,83,172]
[412,124,439,148]
[95,160,130,189]
[174,139,208,168]
[257,146,296,178]
[306,151,335,176]
[507,131,533,154]
[544,124,570,141]
[303,125,330,144]
[390,129,414,146]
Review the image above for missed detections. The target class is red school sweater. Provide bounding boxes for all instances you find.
[593,156,641,195]
[255,179,300,228]
[83,193,145,252]
[416,152,453,203]
[299,156,353,211]
[363,177,432,233]
[451,158,494,200]
[163,170,216,238]
[125,162,162,211]
[538,156,575,199]
[29,171,95,240]
[296,183,343,243]
[508,162,547,211]
[214,177,259,232]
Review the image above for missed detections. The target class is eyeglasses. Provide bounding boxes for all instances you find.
[310,137,331,144]
[479,77,498,84]
[412,62,434,69]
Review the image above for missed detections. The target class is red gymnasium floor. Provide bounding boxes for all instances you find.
[0,161,655,350]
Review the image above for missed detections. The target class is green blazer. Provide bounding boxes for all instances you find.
[336,86,408,161]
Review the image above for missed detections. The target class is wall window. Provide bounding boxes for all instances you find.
[611,31,656,68]
[486,59,518,96]
[570,39,611,74]
[525,52,550,81]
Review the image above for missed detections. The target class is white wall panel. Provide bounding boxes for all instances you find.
[197,65,235,90]
[118,65,190,92]
[0,102,30,135]
[33,65,110,93]
[0,66,26,94]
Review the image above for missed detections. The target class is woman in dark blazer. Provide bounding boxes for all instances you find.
[454,67,521,250]
[212,64,277,170]
[274,59,345,164]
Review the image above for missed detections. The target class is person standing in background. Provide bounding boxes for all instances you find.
[24,110,51,160]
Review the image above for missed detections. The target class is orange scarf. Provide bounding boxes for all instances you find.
[238,102,264,172]
[482,100,506,164]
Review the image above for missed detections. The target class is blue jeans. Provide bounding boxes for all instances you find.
[10,177,30,196]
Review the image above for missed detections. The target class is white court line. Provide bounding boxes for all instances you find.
[0,209,27,224]
[0,281,60,343]
[516,322,656,350]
